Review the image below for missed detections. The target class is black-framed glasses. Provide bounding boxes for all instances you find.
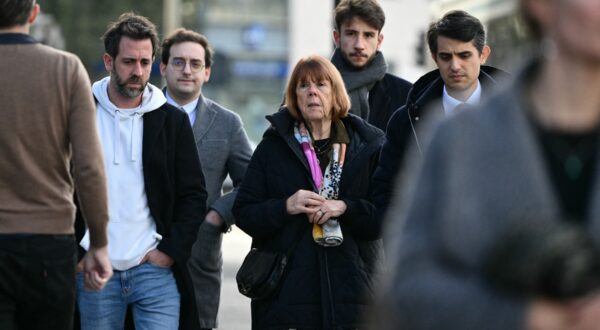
[170,58,205,73]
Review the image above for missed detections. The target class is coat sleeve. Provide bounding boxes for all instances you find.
[158,113,207,264]
[371,105,415,226]
[209,113,253,227]
[233,138,298,240]
[340,149,382,241]
[375,123,526,330]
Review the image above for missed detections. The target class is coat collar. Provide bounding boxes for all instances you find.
[191,95,217,143]
[0,33,37,44]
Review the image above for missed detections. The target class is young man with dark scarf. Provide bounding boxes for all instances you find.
[331,0,412,132]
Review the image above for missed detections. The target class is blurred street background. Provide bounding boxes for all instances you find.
[34,0,531,145]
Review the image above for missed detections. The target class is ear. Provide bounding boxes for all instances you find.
[28,4,40,25]
[333,30,341,48]
[480,45,491,64]
[377,32,384,49]
[430,51,437,64]
[204,67,212,83]
[159,62,167,77]
[103,53,113,73]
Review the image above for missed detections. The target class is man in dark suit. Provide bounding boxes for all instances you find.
[372,10,508,222]
[75,13,207,330]
[160,28,253,330]
[331,0,412,131]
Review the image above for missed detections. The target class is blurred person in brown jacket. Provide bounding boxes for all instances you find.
[375,0,600,329]
[0,1,112,329]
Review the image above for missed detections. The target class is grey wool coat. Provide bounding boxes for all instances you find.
[191,95,253,226]
[377,59,600,330]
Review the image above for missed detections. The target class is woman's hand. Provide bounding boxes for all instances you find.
[309,199,347,225]
[286,189,325,215]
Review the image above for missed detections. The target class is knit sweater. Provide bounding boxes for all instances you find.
[0,33,108,247]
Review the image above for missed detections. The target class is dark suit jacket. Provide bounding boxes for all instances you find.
[367,73,413,132]
[75,102,208,330]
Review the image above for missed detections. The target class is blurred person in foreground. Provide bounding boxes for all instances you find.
[233,54,384,329]
[371,10,509,223]
[0,0,111,329]
[75,13,207,329]
[331,0,412,131]
[375,0,600,329]
[160,28,253,330]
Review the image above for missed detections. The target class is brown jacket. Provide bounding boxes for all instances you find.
[0,33,107,247]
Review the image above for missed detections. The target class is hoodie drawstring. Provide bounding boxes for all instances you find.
[113,110,121,165]
[130,113,141,162]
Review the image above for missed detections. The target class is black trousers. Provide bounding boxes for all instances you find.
[0,234,77,330]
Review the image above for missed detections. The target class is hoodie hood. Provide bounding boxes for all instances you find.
[92,77,166,164]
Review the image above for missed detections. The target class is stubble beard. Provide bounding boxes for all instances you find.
[112,68,147,98]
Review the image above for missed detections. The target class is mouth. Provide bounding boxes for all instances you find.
[350,53,367,60]
[307,102,321,108]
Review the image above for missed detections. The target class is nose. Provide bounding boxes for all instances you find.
[354,36,365,50]
[133,62,143,76]
[182,61,192,74]
[450,57,461,71]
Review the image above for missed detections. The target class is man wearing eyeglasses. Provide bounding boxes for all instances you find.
[160,28,253,330]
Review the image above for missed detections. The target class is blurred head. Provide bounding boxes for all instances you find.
[520,0,600,63]
[427,11,491,99]
[0,0,39,29]
[102,13,158,99]
[333,0,385,69]
[160,29,213,103]
[285,55,350,123]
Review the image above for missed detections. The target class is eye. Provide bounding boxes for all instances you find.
[459,52,472,59]
[190,60,204,71]
[171,58,185,68]
[438,54,451,61]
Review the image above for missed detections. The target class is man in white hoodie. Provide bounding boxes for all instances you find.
[75,13,207,330]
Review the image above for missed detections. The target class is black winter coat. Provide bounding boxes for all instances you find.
[371,66,510,223]
[233,109,385,329]
[367,73,413,132]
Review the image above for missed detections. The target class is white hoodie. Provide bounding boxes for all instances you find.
[80,77,167,271]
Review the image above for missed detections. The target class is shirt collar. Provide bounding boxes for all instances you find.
[0,33,38,45]
[165,91,200,117]
[442,80,482,115]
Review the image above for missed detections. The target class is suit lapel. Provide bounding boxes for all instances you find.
[142,109,167,169]
[192,96,217,143]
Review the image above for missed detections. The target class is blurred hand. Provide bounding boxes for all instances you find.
[286,189,325,215]
[205,209,224,227]
[526,298,575,330]
[80,246,112,291]
[570,293,600,330]
[141,249,174,268]
[308,199,347,224]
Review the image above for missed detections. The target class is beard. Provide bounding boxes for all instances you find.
[111,68,147,98]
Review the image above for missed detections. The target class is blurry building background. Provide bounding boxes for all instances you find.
[32,0,530,143]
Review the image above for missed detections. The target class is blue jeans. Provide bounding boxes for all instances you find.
[77,263,180,330]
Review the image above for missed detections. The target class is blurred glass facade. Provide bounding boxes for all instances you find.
[197,0,289,143]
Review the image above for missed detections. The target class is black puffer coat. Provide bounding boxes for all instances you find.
[233,109,384,329]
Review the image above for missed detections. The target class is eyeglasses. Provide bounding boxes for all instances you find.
[170,58,205,73]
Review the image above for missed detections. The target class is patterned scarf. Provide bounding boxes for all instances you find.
[293,121,347,247]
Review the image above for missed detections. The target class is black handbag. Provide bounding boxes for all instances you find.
[236,224,304,300]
